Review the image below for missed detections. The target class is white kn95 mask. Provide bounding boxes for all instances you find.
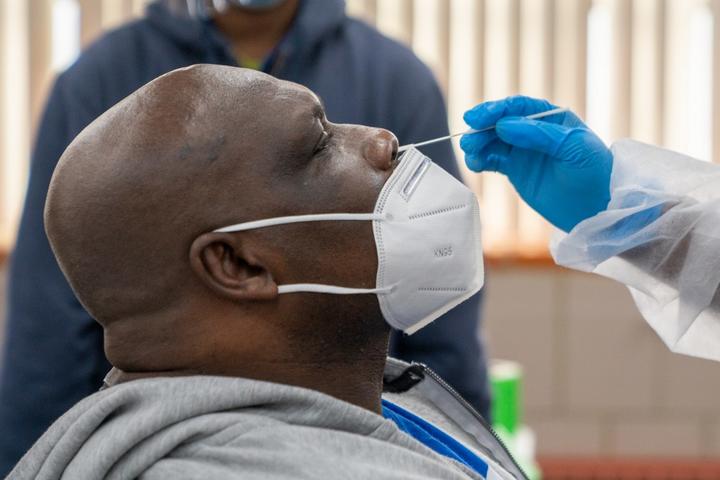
[214,147,484,334]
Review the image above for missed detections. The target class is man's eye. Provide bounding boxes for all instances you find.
[314,130,331,154]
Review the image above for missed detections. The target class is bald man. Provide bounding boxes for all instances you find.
[8,66,521,480]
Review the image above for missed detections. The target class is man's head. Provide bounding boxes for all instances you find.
[45,65,398,377]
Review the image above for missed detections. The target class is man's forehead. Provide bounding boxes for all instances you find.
[275,81,323,113]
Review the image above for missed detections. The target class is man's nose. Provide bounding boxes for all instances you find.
[363,129,398,171]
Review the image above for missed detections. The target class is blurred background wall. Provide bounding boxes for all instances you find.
[0,0,719,472]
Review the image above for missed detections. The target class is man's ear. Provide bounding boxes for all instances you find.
[189,233,278,302]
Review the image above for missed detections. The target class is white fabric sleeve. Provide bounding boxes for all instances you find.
[550,139,720,362]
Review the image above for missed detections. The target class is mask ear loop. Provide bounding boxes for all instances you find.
[277,284,394,295]
[270,213,395,294]
[214,213,386,233]
[213,212,394,295]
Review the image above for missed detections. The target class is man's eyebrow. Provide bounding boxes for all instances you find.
[311,98,326,118]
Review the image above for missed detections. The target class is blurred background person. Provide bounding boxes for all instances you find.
[0,0,488,475]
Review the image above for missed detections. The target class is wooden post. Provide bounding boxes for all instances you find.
[376,0,413,46]
[0,0,30,249]
[631,0,665,145]
[517,0,555,256]
[79,0,103,47]
[412,0,451,95]
[448,0,485,196]
[346,0,377,25]
[481,0,520,255]
[553,0,590,117]
[711,0,720,163]
[610,0,632,140]
[28,0,54,137]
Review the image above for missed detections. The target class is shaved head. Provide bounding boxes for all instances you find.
[45,65,398,408]
[47,66,275,324]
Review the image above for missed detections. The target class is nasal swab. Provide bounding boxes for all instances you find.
[397,107,569,153]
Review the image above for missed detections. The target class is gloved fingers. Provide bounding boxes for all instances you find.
[465,153,484,172]
[466,153,509,173]
[548,109,586,128]
[504,95,558,117]
[556,129,613,169]
[463,100,507,131]
[459,129,496,155]
[495,117,574,156]
[464,95,556,130]
[464,140,512,173]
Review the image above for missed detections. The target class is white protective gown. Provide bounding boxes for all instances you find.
[551,139,720,362]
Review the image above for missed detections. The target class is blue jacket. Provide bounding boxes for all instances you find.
[0,0,488,474]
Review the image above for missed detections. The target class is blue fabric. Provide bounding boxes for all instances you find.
[0,1,488,475]
[382,400,488,478]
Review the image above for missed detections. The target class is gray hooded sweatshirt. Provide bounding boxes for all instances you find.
[7,359,524,480]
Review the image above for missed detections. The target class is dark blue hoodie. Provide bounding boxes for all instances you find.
[0,0,488,474]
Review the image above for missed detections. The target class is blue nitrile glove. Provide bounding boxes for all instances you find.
[460,95,613,233]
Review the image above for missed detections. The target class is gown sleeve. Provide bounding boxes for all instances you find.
[551,139,720,362]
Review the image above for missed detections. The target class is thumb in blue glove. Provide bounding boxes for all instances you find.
[460,96,613,233]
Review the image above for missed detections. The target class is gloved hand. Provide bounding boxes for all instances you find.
[460,95,613,232]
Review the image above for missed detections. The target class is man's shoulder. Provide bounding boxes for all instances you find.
[11,376,471,479]
[145,419,475,480]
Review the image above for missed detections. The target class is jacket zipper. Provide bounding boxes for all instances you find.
[420,365,529,480]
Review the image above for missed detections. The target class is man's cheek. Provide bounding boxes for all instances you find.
[328,164,385,212]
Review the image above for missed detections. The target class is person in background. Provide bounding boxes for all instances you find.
[0,0,488,474]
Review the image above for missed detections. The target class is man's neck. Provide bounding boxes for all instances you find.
[215,357,389,414]
[213,1,300,62]
[106,353,389,414]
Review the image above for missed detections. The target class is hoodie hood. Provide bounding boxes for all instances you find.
[145,0,347,68]
[7,375,482,480]
[145,0,206,51]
